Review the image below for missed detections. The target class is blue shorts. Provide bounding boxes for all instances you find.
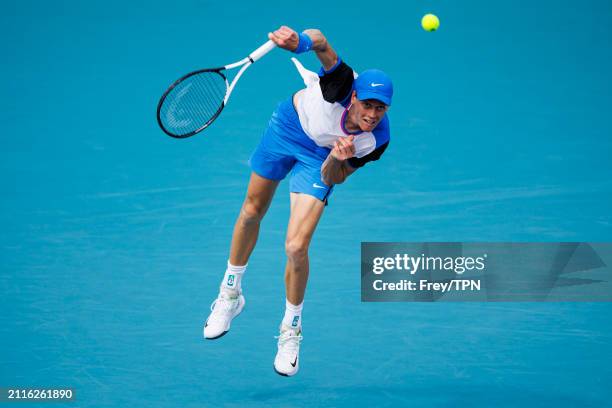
[249,97,334,202]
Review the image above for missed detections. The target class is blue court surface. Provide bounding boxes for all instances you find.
[2,0,612,407]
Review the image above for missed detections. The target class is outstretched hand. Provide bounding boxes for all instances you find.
[331,135,356,161]
[268,26,299,51]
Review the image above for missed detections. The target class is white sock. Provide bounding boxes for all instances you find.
[220,261,246,292]
[282,299,303,329]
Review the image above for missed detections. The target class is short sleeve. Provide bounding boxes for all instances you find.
[318,60,354,104]
[347,141,389,169]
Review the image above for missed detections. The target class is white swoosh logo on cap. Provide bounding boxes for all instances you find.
[370,83,384,87]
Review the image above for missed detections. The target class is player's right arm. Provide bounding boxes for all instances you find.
[268,26,338,70]
[302,29,338,71]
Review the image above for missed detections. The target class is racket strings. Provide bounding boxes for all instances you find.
[159,70,227,136]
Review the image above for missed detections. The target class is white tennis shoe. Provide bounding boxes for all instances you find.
[203,288,245,339]
[273,325,303,376]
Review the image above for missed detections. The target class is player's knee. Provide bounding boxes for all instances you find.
[285,238,309,261]
[240,198,266,224]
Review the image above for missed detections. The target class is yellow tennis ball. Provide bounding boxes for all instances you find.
[421,14,440,32]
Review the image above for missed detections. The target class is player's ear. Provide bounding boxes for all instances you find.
[350,90,357,104]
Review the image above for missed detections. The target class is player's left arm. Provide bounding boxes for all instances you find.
[321,136,357,185]
[321,132,391,185]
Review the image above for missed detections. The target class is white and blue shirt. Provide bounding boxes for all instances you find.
[292,58,390,168]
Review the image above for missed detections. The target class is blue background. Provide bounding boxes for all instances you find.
[1,0,611,406]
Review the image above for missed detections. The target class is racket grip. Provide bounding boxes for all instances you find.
[250,40,276,62]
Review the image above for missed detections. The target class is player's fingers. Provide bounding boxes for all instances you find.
[348,141,356,154]
[268,31,282,44]
[342,137,356,154]
[275,27,290,38]
[271,32,291,48]
[335,142,346,157]
[339,138,355,158]
[337,140,348,154]
[345,144,353,156]
[338,137,351,150]
[277,27,298,50]
[278,27,293,40]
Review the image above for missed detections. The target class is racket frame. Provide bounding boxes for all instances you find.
[157,40,276,138]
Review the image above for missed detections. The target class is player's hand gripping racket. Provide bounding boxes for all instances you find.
[157,40,276,138]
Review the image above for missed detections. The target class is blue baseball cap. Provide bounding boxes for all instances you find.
[353,69,393,106]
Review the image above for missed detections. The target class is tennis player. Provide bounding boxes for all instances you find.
[204,26,393,376]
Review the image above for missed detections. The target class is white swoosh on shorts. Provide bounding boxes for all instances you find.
[312,183,326,189]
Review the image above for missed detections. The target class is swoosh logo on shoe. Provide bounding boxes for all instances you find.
[290,357,298,367]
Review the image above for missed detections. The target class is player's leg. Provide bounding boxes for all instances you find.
[274,192,326,376]
[284,192,325,305]
[229,172,279,267]
[204,173,279,340]
[205,98,296,340]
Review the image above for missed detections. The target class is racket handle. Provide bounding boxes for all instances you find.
[249,40,276,62]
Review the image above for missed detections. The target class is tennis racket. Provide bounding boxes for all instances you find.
[157,39,276,138]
